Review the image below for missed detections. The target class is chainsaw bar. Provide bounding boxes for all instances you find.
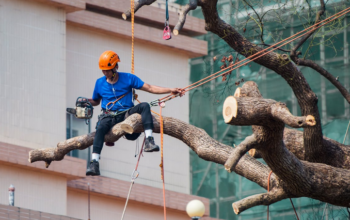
[66,108,76,115]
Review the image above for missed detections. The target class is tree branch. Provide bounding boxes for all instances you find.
[122,0,157,20]
[173,0,198,35]
[223,96,316,128]
[28,110,350,211]
[198,0,325,163]
[242,0,264,43]
[224,135,257,172]
[296,59,350,104]
[232,189,289,214]
[271,103,316,127]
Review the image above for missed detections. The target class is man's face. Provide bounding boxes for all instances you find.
[102,69,113,79]
[102,65,118,80]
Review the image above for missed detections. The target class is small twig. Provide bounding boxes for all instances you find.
[291,0,325,57]
[242,0,264,43]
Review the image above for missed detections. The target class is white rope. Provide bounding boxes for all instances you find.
[343,120,350,144]
[121,180,135,220]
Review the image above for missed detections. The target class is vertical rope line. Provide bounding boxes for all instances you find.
[121,181,135,220]
[267,171,273,220]
[343,120,350,144]
[88,183,90,220]
[160,106,167,220]
[289,198,299,220]
[131,0,135,75]
[121,139,145,220]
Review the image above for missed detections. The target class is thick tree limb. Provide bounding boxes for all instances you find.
[232,189,288,214]
[197,0,325,164]
[28,109,350,211]
[223,96,316,128]
[30,114,283,195]
[238,82,350,169]
[173,0,198,35]
[224,135,256,172]
[122,0,156,20]
[29,123,127,164]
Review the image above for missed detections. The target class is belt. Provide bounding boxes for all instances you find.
[102,109,123,113]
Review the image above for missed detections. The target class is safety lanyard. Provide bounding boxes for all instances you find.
[163,0,171,40]
[165,0,169,23]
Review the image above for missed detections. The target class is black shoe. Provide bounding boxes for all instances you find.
[144,136,160,152]
[86,160,100,176]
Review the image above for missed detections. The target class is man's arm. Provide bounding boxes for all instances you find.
[88,98,101,106]
[140,83,184,96]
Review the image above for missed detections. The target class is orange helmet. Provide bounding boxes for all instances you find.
[99,50,120,70]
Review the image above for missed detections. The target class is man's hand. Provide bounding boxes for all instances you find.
[170,88,185,97]
[88,98,101,106]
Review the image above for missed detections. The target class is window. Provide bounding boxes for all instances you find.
[66,113,91,162]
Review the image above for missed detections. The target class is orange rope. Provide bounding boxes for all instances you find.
[106,94,126,111]
[159,6,350,103]
[159,105,167,220]
[131,0,135,75]
[130,2,166,219]
[267,171,273,192]
[267,171,273,220]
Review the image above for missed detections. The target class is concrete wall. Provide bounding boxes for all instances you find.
[67,189,191,220]
[0,164,67,216]
[66,25,191,194]
[0,0,66,149]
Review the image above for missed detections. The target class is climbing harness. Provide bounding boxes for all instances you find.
[121,137,146,220]
[106,94,127,112]
[163,0,171,40]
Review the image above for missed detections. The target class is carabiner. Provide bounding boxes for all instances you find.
[131,169,139,181]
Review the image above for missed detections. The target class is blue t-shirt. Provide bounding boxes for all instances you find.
[92,72,144,111]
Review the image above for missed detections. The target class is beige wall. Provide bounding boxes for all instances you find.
[66,25,191,194]
[0,0,66,149]
[67,189,191,220]
[0,164,67,215]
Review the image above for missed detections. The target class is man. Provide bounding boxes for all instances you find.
[86,50,183,176]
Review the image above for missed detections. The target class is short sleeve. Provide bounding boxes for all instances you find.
[92,80,101,101]
[130,74,144,89]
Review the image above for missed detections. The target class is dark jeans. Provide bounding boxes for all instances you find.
[92,102,153,154]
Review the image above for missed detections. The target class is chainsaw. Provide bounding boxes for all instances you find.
[66,97,94,125]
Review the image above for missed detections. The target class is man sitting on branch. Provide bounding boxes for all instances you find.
[86,50,183,176]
